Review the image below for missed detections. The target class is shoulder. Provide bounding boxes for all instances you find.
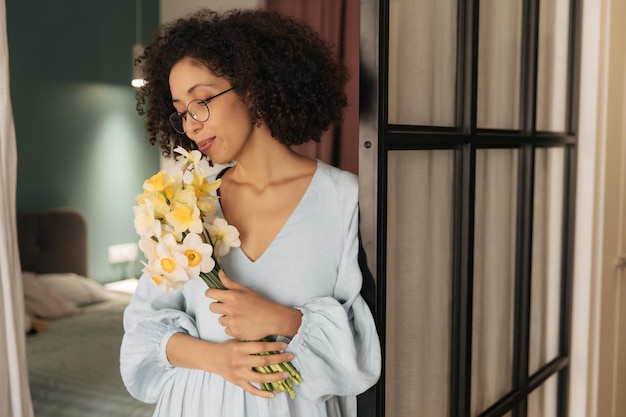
[315,160,358,193]
[313,160,359,213]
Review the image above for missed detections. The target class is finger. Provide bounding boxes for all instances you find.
[209,300,227,315]
[252,351,296,369]
[237,341,290,355]
[205,287,225,302]
[219,315,227,327]
[258,341,292,354]
[249,367,292,384]
[219,270,242,289]
[243,381,276,399]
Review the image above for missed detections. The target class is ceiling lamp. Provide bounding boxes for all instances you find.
[131,43,145,88]
[131,0,145,88]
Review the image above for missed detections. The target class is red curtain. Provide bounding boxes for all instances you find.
[265,0,360,174]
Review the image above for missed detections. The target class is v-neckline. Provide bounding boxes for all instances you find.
[216,160,320,264]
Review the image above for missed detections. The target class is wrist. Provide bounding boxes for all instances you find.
[275,306,302,339]
[167,332,219,372]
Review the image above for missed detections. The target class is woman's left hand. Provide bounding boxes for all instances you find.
[206,270,302,340]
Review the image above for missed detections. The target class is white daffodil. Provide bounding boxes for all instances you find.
[177,232,215,277]
[174,145,230,180]
[195,158,214,176]
[174,146,202,166]
[205,217,241,258]
[197,197,217,218]
[174,147,205,182]
[150,192,172,219]
[133,202,161,238]
[142,170,170,193]
[187,174,220,198]
[152,234,190,290]
[160,223,183,243]
[165,204,203,235]
[140,261,166,290]
[171,188,198,209]
[138,234,159,264]
[163,171,184,201]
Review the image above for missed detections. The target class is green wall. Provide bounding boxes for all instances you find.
[7,1,161,283]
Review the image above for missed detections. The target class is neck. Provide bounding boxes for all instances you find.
[232,133,308,182]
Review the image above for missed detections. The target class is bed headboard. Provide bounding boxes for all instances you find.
[17,208,88,277]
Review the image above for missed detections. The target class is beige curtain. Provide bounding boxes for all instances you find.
[0,1,35,416]
[388,0,457,126]
[471,149,519,414]
[385,150,455,417]
[476,0,523,130]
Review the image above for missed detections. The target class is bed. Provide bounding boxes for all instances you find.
[18,208,155,417]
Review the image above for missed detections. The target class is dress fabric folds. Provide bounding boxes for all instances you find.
[120,161,381,417]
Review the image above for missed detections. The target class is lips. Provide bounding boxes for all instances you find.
[196,137,214,154]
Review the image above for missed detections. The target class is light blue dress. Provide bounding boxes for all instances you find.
[120,161,381,417]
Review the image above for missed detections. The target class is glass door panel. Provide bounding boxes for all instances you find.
[529,147,565,374]
[388,0,458,126]
[536,0,571,132]
[385,150,455,417]
[472,148,519,415]
[527,373,559,417]
[477,0,523,130]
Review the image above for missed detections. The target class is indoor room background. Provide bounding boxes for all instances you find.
[7,0,161,284]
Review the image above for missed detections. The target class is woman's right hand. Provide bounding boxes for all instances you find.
[166,333,295,399]
[213,339,295,398]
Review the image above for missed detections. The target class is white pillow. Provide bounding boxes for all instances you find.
[37,273,110,306]
[22,271,80,319]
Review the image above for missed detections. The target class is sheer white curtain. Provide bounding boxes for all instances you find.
[388,0,457,126]
[385,150,455,417]
[0,1,35,416]
[471,149,519,415]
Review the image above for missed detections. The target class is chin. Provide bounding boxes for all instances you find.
[208,156,228,165]
[208,154,235,166]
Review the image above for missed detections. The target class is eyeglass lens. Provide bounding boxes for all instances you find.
[169,100,210,134]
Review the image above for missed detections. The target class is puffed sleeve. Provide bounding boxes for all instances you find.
[286,172,382,402]
[120,274,199,403]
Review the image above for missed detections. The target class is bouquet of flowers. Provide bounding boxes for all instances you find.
[133,146,302,398]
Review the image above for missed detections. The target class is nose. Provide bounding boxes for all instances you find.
[183,115,204,136]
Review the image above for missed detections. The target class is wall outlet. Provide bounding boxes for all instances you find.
[108,243,138,264]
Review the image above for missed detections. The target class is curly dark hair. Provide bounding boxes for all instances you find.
[135,8,349,157]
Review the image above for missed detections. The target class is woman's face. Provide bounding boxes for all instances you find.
[169,58,253,164]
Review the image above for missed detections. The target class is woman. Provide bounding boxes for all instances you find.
[120,8,381,417]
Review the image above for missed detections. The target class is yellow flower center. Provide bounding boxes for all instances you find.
[172,206,194,225]
[214,231,225,243]
[146,172,166,191]
[192,184,203,198]
[164,185,176,203]
[160,257,177,273]
[151,276,162,286]
[185,249,201,267]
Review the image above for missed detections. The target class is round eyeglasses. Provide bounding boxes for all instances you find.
[169,86,235,134]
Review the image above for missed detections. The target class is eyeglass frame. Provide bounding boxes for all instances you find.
[168,86,236,134]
